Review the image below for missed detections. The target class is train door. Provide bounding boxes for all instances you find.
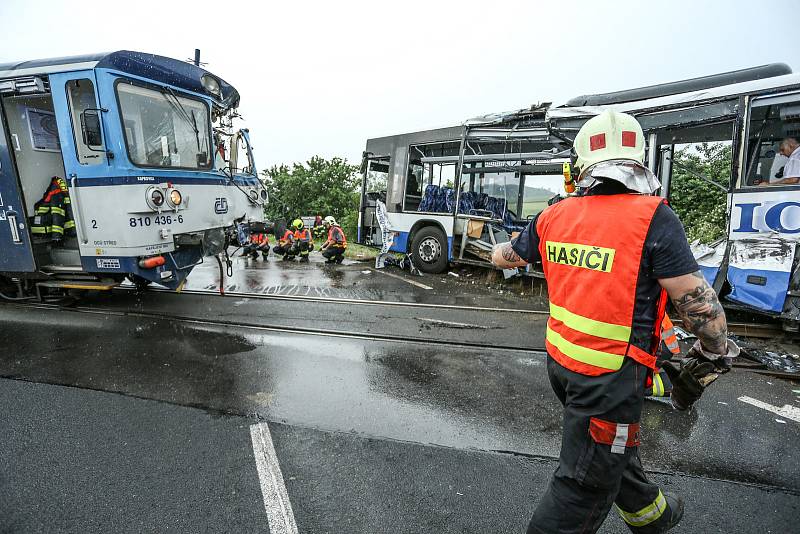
[729,89,800,324]
[0,96,36,272]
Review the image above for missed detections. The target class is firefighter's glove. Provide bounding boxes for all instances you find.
[662,359,716,411]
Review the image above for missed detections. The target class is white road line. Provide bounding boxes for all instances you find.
[372,269,433,290]
[250,423,299,534]
[738,396,800,423]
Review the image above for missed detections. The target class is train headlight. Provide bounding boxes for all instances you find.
[147,187,165,209]
[260,189,268,201]
[201,74,221,97]
[169,189,183,207]
[248,188,258,202]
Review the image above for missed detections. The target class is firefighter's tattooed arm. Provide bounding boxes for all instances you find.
[492,242,529,268]
[659,270,728,354]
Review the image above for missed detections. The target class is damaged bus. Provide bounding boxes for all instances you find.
[359,108,570,274]
[548,63,800,330]
[360,62,800,330]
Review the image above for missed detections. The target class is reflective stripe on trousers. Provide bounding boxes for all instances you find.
[615,489,667,527]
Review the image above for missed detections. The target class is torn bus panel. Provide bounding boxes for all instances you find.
[727,239,795,313]
[690,239,725,285]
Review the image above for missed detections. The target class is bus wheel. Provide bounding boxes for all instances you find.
[410,226,447,274]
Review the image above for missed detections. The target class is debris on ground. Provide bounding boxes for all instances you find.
[361,270,371,274]
[448,272,460,278]
[741,348,800,374]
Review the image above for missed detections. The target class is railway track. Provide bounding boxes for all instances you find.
[4,300,545,354]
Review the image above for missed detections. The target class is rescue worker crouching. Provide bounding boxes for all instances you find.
[242,231,270,259]
[491,110,739,534]
[320,216,347,264]
[289,219,313,261]
[273,225,295,260]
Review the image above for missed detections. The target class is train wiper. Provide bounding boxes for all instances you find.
[160,87,202,154]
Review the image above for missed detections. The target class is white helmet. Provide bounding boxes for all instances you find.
[573,110,660,194]
[323,215,337,226]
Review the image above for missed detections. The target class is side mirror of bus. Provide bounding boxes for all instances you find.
[80,109,102,147]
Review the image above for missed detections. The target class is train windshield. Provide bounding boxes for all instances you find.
[116,81,212,170]
[741,92,800,188]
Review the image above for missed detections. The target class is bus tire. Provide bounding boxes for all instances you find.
[410,226,448,274]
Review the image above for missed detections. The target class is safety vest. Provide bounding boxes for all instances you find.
[294,228,311,242]
[279,230,294,246]
[537,194,667,376]
[661,314,680,355]
[328,225,347,248]
[251,233,267,245]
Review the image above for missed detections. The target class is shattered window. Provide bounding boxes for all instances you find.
[742,93,800,188]
[117,81,212,170]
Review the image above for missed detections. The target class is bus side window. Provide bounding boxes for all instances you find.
[66,79,103,165]
[743,94,800,187]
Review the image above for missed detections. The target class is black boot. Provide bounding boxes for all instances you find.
[625,492,684,534]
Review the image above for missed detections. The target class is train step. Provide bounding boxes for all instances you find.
[36,280,119,291]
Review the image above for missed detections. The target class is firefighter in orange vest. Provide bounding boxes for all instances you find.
[273,223,295,260]
[242,230,270,259]
[290,219,313,261]
[320,216,347,264]
[492,110,739,534]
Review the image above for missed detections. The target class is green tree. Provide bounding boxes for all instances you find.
[669,143,731,243]
[262,156,360,237]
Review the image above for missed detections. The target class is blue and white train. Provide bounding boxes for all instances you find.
[0,51,266,296]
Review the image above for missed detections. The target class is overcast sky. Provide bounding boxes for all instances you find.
[1,0,794,169]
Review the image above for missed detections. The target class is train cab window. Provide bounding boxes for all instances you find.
[116,81,212,170]
[741,93,800,188]
[66,79,104,166]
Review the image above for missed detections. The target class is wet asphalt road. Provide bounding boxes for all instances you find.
[2,255,799,533]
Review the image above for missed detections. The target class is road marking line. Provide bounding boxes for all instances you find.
[250,423,299,534]
[372,269,433,290]
[738,396,800,423]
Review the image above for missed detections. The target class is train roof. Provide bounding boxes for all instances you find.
[0,50,239,110]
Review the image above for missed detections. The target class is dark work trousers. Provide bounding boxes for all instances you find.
[273,244,293,258]
[527,356,664,534]
[322,246,345,262]
[290,241,312,258]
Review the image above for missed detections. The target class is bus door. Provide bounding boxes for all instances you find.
[0,92,36,272]
[359,156,389,245]
[729,89,800,317]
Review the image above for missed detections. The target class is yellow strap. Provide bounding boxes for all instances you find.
[546,326,624,371]
[616,490,667,527]
[549,303,631,342]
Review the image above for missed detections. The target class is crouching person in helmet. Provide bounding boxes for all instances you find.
[491,110,738,534]
[273,224,295,260]
[320,216,347,264]
[288,219,313,261]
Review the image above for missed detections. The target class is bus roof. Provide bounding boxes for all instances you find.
[0,50,239,109]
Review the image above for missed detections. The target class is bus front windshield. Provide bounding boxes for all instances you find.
[117,81,212,170]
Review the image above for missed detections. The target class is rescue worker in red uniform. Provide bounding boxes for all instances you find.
[320,216,347,264]
[492,111,739,534]
[290,219,313,262]
[273,225,295,260]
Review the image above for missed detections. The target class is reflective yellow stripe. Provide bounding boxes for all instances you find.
[30,227,47,234]
[653,373,664,397]
[50,225,64,234]
[616,490,667,527]
[549,303,631,342]
[546,326,624,370]
[50,207,66,216]
[64,221,76,229]
[36,206,50,214]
